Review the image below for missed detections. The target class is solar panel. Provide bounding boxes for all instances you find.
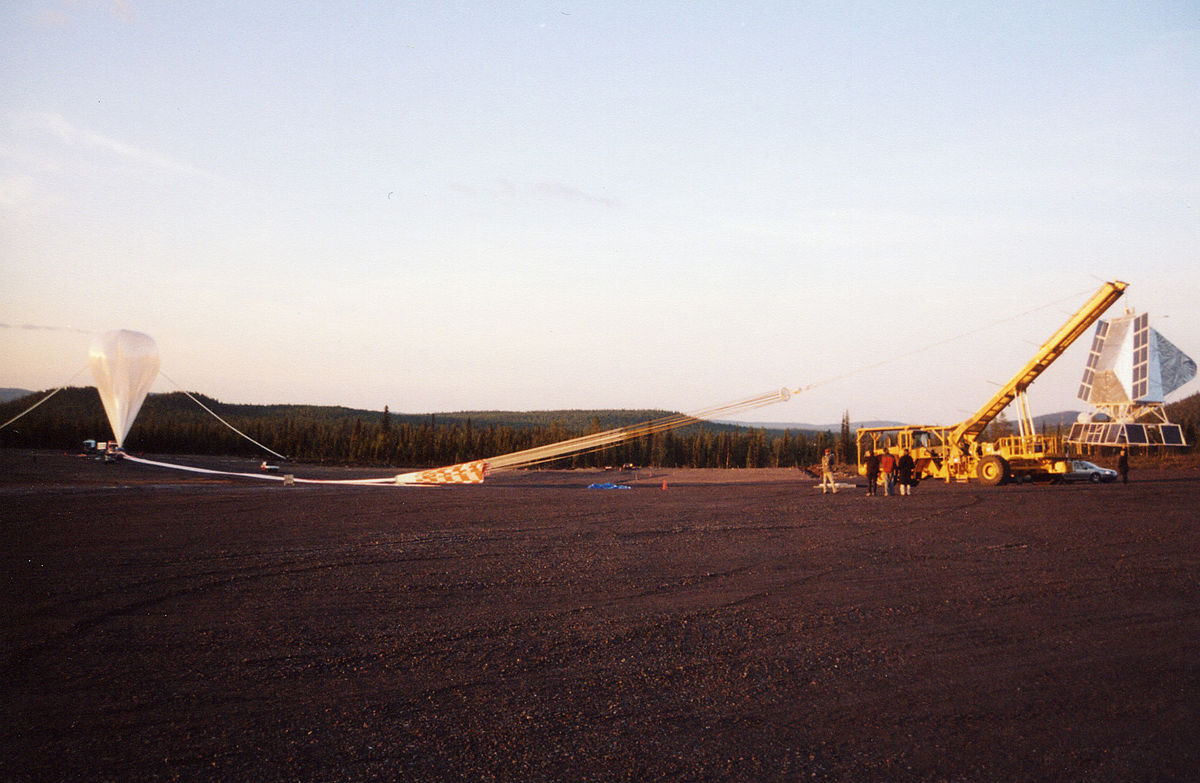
[1124,424,1148,445]
[1132,314,1150,400]
[1160,425,1185,446]
[1078,321,1108,402]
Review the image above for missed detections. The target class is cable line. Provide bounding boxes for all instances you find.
[0,366,88,432]
[159,371,289,461]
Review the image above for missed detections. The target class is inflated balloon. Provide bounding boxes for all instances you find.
[89,330,160,447]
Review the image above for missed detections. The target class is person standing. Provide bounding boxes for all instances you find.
[878,449,896,496]
[820,448,838,494]
[864,449,880,496]
[1118,449,1130,484]
[897,449,915,496]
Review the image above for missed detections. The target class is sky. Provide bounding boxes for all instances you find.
[2,1,1198,427]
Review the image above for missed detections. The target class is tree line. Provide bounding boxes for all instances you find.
[6,387,1194,469]
[0,388,840,470]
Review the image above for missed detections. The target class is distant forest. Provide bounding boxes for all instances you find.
[0,388,846,469]
[4,388,1197,469]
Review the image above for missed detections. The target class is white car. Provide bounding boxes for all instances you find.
[1064,460,1118,483]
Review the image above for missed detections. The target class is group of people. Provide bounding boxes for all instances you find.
[819,447,918,496]
[864,448,916,496]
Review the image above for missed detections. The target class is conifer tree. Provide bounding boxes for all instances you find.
[839,411,853,464]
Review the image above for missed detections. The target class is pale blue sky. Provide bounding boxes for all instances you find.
[2,1,1197,425]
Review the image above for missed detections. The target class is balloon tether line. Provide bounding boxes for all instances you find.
[791,287,1098,394]
[0,366,89,432]
[158,371,289,461]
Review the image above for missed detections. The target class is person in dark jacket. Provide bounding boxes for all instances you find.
[864,450,880,496]
[1118,449,1130,484]
[896,449,915,496]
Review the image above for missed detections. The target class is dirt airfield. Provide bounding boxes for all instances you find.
[3,449,1199,782]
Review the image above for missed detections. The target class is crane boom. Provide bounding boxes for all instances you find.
[949,280,1127,446]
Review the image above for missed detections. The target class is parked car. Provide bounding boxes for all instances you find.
[1064,460,1118,483]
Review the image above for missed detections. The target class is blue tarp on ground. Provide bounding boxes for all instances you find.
[586,482,632,490]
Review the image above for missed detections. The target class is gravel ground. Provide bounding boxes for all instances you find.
[3,450,1199,782]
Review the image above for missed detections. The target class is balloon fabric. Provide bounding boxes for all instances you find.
[88,330,160,447]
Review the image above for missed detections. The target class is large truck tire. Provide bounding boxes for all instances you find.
[978,455,1010,486]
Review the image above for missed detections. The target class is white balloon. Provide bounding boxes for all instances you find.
[89,330,160,447]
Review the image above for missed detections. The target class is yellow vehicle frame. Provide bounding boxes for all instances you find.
[857,280,1127,486]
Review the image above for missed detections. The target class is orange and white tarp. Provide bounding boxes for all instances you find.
[394,460,489,485]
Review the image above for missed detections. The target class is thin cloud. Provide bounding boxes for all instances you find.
[532,180,617,208]
[20,111,216,181]
[32,1,135,28]
[447,179,618,208]
[0,323,93,334]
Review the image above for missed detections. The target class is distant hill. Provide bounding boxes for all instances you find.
[137,393,760,435]
[728,412,1082,432]
[1031,410,1083,428]
[747,400,1200,434]
[0,388,33,403]
[0,387,818,438]
[726,419,904,432]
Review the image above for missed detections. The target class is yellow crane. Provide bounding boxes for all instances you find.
[856,280,1128,485]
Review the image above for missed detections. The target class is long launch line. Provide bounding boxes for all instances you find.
[397,286,1108,482]
[391,387,794,482]
[486,392,785,468]
[794,286,1101,393]
[122,453,427,486]
[486,387,791,470]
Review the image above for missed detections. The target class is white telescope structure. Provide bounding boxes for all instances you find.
[1069,311,1195,447]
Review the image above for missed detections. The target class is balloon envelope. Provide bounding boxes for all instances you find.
[89,330,160,447]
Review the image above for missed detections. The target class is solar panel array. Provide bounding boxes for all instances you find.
[1070,311,1190,448]
[1068,421,1126,445]
[1066,421,1186,447]
[1132,312,1150,400]
[1077,320,1108,402]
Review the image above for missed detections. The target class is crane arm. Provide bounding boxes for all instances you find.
[950,280,1127,447]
